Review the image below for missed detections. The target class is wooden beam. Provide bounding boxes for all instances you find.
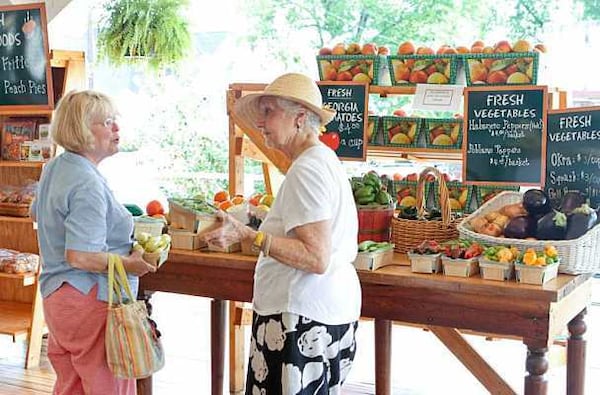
[428,326,516,395]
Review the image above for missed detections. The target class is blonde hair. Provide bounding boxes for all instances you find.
[51,90,118,153]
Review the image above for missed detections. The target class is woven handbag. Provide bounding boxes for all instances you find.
[105,254,165,378]
[391,167,462,253]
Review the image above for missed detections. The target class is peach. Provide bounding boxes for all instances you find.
[494,40,512,53]
[416,46,434,55]
[346,42,362,55]
[506,72,530,84]
[436,45,450,55]
[487,70,508,84]
[336,71,353,81]
[332,43,346,55]
[397,41,415,55]
[405,58,416,68]
[456,46,470,54]
[425,64,437,75]
[512,39,531,52]
[409,70,428,83]
[470,46,483,53]
[393,62,410,81]
[331,59,343,69]
[352,73,371,83]
[442,47,458,55]
[361,43,378,55]
[427,72,449,84]
[471,40,485,50]
[393,109,407,117]
[469,62,488,83]
[323,66,337,81]
[505,64,519,75]
[318,47,332,56]
[483,58,495,69]
[482,46,494,54]
[378,46,391,55]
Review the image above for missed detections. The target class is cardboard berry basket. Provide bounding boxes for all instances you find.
[442,256,480,277]
[388,54,460,86]
[458,191,600,274]
[407,252,442,274]
[462,51,539,86]
[479,258,515,281]
[515,261,559,285]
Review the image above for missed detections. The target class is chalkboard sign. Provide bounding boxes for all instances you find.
[0,4,53,110]
[317,81,368,161]
[463,85,547,186]
[545,106,600,208]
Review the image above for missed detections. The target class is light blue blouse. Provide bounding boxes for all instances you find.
[32,151,138,302]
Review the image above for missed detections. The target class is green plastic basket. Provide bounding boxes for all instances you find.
[423,118,463,149]
[381,116,422,148]
[387,54,460,86]
[316,55,380,85]
[461,51,539,86]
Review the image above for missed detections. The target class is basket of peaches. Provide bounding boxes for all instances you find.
[514,245,560,285]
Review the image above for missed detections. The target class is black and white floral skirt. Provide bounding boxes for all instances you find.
[245,312,358,394]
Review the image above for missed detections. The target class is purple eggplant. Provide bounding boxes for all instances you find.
[560,191,587,215]
[523,189,552,216]
[536,210,567,240]
[503,215,537,239]
[565,204,598,240]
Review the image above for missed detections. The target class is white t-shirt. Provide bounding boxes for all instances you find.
[253,144,361,325]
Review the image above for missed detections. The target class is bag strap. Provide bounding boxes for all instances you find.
[107,253,135,306]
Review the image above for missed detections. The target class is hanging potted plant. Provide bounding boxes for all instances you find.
[97,0,191,70]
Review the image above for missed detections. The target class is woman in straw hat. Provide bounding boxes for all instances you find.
[206,73,361,393]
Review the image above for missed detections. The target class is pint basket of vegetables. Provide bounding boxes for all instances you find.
[440,239,483,277]
[407,240,443,274]
[353,240,395,271]
[479,245,519,281]
[514,245,560,285]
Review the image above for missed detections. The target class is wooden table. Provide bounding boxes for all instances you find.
[137,249,592,395]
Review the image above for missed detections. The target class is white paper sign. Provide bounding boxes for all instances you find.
[412,84,464,112]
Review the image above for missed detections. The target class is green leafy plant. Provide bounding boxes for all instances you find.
[97,0,191,70]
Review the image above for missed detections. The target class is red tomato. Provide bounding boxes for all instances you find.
[319,131,340,151]
[146,200,164,216]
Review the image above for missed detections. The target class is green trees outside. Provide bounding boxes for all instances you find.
[127,0,599,199]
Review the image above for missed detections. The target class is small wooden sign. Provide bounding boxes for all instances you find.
[317,81,368,161]
[545,106,600,207]
[0,3,54,110]
[463,85,547,186]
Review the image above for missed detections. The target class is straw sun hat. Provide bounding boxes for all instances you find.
[234,73,336,130]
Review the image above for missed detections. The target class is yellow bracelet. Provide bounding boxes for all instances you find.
[253,231,265,249]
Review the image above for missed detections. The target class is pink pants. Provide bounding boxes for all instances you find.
[43,283,136,395]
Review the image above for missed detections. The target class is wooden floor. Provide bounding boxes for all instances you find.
[1,279,600,394]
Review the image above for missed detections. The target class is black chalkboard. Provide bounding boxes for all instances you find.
[463,85,547,186]
[0,4,53,109]
[317,81,368,161]
[545,106,600,208]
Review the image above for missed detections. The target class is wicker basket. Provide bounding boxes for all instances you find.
[458,191,600,274]
[391,167,461,253]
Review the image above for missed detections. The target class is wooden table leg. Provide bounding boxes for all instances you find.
[567,309,587,395]
[211,299,227,395]
[524,346,548,395]
[374,319,391,395]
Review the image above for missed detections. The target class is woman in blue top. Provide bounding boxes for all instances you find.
[32,90,155,395]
